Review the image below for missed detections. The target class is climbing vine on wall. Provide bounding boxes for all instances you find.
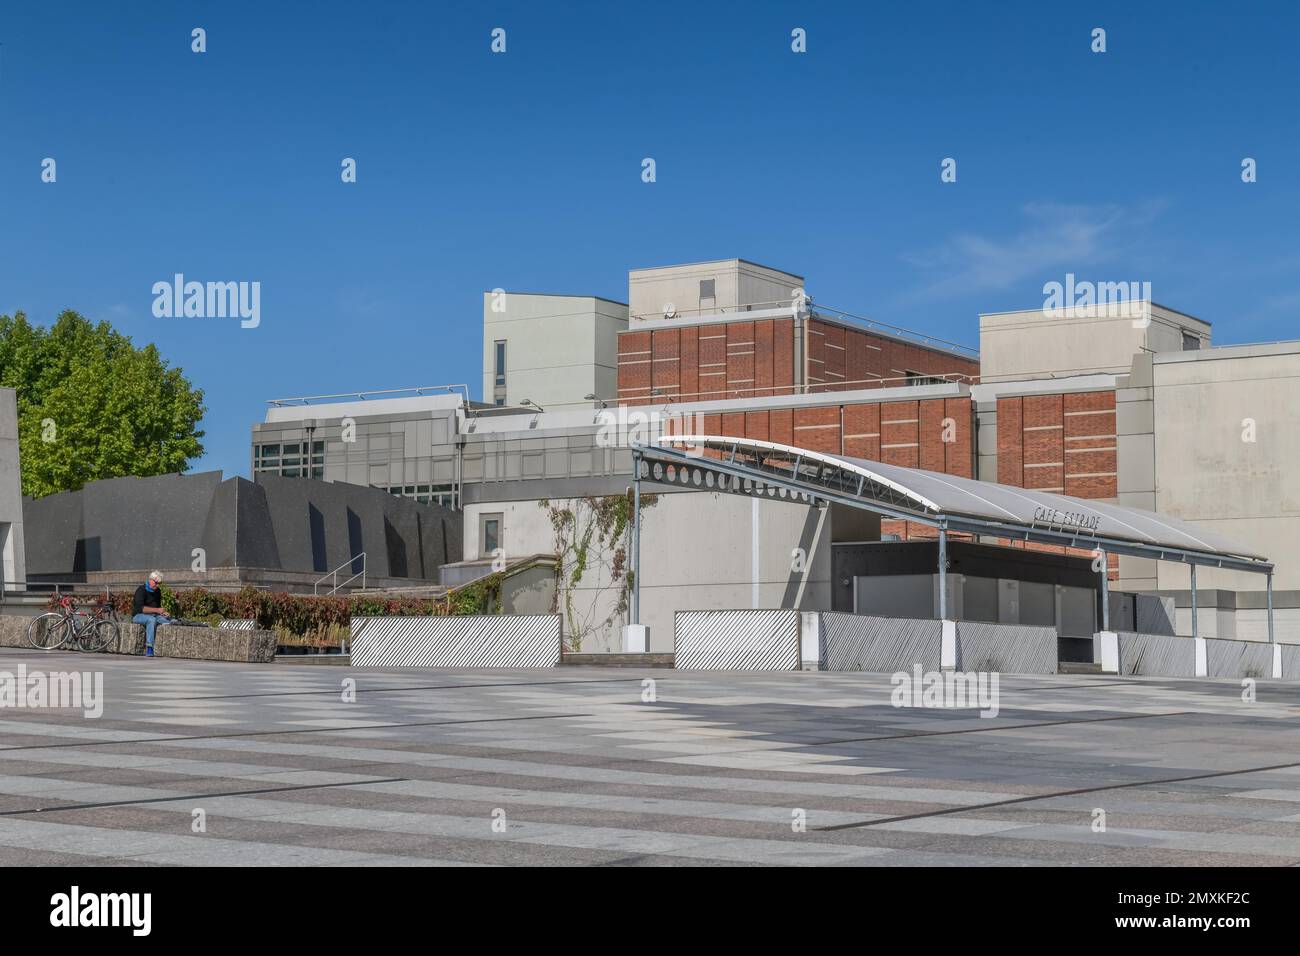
[540,492,657,652]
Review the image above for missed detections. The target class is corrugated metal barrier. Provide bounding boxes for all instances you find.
[956,621,1057,674]
[674,609,800,670]
[350,614,562,667]
[820,613,941,672]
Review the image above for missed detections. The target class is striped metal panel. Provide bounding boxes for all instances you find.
[1206,637,1273,679]
[820,613,941,673]
[219,619,258,630]
[350,615,561,667]
[956,621,1057,675]
[1118,632,1196,677]
[1281,644,1300,680]
[674,610,799,671]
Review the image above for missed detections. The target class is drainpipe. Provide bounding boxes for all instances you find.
[631,462,641,625]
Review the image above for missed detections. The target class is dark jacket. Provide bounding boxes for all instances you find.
[132,584,164,616]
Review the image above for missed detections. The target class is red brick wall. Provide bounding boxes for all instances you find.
[995,390,1119,576]
[666,397,972,469]
[665,395,975,543]
[806,319,979,393]
[997,391,1116,498]
[619,316,975,404]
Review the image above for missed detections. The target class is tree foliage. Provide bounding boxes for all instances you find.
[0,310,206,497]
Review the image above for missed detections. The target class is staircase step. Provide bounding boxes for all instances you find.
[562,653,675,668]
[1058,661,1104,675]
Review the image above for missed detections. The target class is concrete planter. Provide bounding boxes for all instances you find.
[0,615,276,663]
[153,625,278,663]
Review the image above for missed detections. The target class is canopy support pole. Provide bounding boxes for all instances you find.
[1267,572,1275,644]
[1099,550,1110,632]
[631,456,642,626]
[937,528,948,620]
[1190,564,1198,640]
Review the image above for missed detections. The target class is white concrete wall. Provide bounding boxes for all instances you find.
[482,293,627,409]
[979,302,1209,383]
[464,490,832,653]
[0,388,27,590]
[1151,343,1300,591]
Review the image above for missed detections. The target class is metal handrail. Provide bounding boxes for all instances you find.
[268,385,470,407]
[628,299,799,321]
[627,299,980,359]
[1,579,273,601]
[314,554,366,595]
[619,371,979,406]
[811,302,981,358]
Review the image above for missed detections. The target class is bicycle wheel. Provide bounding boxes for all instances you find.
[81,619,118,653]
[27,612,71,650]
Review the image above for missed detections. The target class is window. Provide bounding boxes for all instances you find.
[385,483,457,509]
[1182,332,1201,351]
[493,340,507,405]
[480,513,503,558]
[253,439,324,479]
[905,370,945,386]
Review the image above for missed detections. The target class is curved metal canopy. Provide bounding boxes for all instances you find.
[639,436,1270,572]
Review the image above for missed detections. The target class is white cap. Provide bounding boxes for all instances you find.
[149,570,163,582]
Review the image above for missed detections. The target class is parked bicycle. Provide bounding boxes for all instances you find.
[27,594,120,652]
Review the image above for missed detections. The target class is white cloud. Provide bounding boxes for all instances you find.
[901,201,1166,302]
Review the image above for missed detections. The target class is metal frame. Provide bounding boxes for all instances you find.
[628,437,1276,643]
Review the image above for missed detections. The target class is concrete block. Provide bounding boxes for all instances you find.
[1098,631,1119,673]
[621,624,648,653]
[154,625,278,663]
[0,614,144,655]
[799,610,820,671]
[940,620,957,670]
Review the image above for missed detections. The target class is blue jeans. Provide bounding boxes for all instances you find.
[132,613,168,647]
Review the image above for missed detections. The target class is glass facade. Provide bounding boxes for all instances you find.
[254,441,325,479]
[384,483,456,508]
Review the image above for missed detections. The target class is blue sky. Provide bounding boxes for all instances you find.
[2,0,1297,479]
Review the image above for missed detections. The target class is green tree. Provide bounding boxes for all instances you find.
[0,310,205,497]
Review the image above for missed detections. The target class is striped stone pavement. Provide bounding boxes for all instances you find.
[0,647,1298,866]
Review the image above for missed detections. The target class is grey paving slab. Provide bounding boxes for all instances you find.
[0,647,1298,865]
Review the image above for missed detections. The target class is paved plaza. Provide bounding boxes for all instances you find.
[0,647,1298,866]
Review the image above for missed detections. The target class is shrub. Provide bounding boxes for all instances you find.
[55,579,499,639]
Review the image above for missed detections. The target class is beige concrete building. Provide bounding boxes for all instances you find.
[1145,342,1300,594]
[482,292,628,409]
[979,300,1209,383]
[251,257,1300,654]
[628,259,804,323]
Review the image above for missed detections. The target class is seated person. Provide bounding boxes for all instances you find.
[131,571,172,656]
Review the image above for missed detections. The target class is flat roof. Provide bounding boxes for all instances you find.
[628,258,804,279]
[481,291,628,306]
[980,300,1210,326]
[1153,339,1300,364]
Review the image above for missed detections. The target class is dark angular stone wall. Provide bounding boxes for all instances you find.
[22,471,460,581]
